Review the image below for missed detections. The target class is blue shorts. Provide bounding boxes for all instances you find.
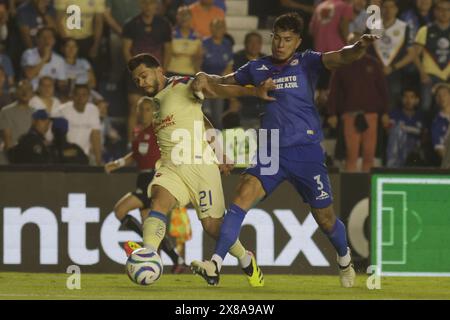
[245,143,333,209]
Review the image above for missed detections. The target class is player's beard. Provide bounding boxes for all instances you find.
[144,79,160,97]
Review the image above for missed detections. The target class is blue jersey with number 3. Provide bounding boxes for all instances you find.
[234,50,325,147]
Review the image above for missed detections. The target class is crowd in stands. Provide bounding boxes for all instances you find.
[0,0,448,171]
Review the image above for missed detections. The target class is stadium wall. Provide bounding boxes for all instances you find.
[0,167,372,275]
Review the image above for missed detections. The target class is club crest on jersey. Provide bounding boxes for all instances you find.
[290,59,299,66]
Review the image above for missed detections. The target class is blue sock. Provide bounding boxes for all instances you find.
[326,219,348,257]
[215,204,247,260]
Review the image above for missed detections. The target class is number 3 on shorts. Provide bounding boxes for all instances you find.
[314,175,324,191]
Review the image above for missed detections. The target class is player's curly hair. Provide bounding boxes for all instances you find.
[127,54,161,72]
[273,13,304,36]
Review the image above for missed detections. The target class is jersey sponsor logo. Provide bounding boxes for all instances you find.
[307,130,314,135]
[256,65,269,71]
[154,114,176,132]
[273,75,299,90]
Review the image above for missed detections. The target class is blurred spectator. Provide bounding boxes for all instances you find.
[96,98,121,162]
[50,116,89,165]
[413,0,450,112]
[189,0,225,38]
[400,0,433,43]
[8,109,51,164]
[278,0,316,49]
[431,83,450,162]
[279,0,315,16]
[328,33,389,172]
[184,0,225,12]
[123,0,172,63]
[0,67,13,108]
[62,38,96,92]
[0,4,8,44]
[55,0,105,60]
[4,0,27,17]
[386,88,424,167]
[103,0,140,83]
[201,19,233,129]
[0,80,34,152]
[230,31,265,129]
[123,0,172,143]
[160,0,184,25]
[29,76,62,116]
[165,6,202,76]
[309,0,353,52]
[369,0,414,109]
[17,0,56,49]
[0,53,13,88]
[349,0,369,34]
[104,0,140,35]
[58,84,103,165]
[21,27,67,92]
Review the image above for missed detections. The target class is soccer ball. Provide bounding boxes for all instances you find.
[126,248,163,285]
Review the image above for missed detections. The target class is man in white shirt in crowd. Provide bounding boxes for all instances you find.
[58,84,103,166]
[21,27,68,93]
[0,80,34,156]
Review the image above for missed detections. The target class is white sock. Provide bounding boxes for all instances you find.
[239,252,252,269]
[338,247,351,267]
[177,256,185,265]
[212,254,223,271]
[144,244,157,252]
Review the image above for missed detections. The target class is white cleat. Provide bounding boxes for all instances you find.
[339,263,356,288]
[338,247,355,288]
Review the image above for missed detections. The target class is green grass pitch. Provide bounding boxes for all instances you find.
[1,272,450,300]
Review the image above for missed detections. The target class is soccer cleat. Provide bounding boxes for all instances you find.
[338,248,356,288]
[242,251,264,287]
[190,260,220,286]
[123,241,142,257]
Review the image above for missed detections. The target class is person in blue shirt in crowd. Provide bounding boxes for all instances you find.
[387,88,424,167]
[190,12,379,288]
[200,18,233,129]
[431,83,450,162]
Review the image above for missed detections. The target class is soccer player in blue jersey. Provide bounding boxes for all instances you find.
[190,13,379,287]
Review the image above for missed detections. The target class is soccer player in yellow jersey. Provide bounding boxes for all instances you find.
[127,53,274,286]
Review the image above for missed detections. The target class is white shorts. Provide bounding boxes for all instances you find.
[148,163,225,220]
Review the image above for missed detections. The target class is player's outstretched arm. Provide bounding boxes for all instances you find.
[191,72,237,98]
[195,78,276,101]
[322,34,380,70]
[105,152,134,174]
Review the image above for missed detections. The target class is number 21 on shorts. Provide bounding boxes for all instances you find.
[199,190,212,212]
